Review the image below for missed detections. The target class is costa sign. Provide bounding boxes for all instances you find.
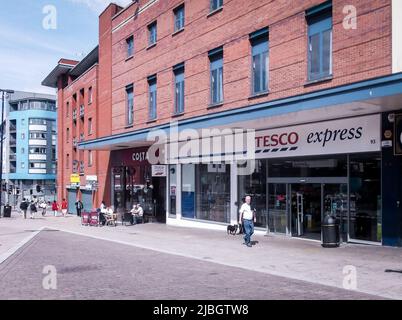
[254,114,380,159]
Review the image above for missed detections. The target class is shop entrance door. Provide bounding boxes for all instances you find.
[290,184,322,240]
[152,177,166,223]
[267,183,288,234]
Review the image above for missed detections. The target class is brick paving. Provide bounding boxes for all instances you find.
[0,229,384,300]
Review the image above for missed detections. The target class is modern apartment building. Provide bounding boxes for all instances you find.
[43,0,402,246]
[1,91,57,205]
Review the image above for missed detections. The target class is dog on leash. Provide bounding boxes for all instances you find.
[227,224,243,235]
[227,224,238,235]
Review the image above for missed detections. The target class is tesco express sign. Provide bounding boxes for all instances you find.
[254,114,380,159]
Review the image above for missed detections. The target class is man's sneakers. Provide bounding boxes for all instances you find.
[242,242,252,247]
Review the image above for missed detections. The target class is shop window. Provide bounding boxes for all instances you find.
[181,164,231,223]
[238,160,268,228]
[181,164,195,218]
[196,164,230,223]
[349,153,382,242]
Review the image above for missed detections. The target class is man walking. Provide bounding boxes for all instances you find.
[239,196,256,247]
[29,200,37,219]
[20,198,28,219]
[75,199,83,217]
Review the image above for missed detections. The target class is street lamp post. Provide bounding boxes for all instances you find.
[0,89,14,217]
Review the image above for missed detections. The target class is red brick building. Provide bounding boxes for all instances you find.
[43,0,402,246]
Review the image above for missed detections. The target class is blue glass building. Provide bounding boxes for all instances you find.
[1,91,57,205]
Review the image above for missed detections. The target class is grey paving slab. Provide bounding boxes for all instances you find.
[1,213,401,299]
[0,230,383,300]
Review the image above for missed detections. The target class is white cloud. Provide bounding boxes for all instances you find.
[67,0,132,13]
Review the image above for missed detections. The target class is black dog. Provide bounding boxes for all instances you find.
[227,224,238,235]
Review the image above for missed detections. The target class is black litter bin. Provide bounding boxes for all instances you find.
[322,214,340,248]
[3,205,12,218]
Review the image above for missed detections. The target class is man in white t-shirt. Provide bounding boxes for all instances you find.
[239,196,256,247]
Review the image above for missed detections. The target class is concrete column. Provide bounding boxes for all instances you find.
[230,162,238,225]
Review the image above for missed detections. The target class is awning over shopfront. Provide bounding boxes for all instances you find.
[78,73,402,152]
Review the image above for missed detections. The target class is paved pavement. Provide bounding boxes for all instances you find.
[0,229,382,300]
[0,211,401,299]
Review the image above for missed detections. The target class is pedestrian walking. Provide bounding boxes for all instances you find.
[29,200,37,219]
[39,200,47,217]
[239,196,256,247]
[51,200,59,217]
[75,199,83,217]
[61,199,68,217]
[20,198,29,219]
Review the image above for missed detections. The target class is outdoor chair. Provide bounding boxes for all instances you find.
[105,213,117,227]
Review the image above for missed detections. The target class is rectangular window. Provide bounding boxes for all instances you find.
[174,63,185,114]
[210,0,223,12]
[66,128,70,143]
[66,154,70,169]
[148,75,157,120]
[209,47,223,105]
[250,28,269,95]
[174,4,185,32]
[306,2,332,81]
[66,102,70,118]
[88,150,93,167]
[148,22,157,46]
[21,162,25,169]
[126,85,134,126]
[88,87,93,104]
[29,147,47,154]
[88,118,93,135]
[126,36,134,57]
[29,132,47,139]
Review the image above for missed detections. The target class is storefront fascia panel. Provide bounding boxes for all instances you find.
[78,73,402,151]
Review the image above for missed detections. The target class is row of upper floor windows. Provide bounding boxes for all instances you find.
[123,2,333,125]
[125,0,224,58]
[65,150,93,170]
[10,100,56,112]
[65,86,93,117]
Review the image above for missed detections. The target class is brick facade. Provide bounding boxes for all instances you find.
[51,0,393,209]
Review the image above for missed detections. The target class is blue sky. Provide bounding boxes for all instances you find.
[0,0,131,95]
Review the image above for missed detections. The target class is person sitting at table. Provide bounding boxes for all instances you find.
[130,203,144,225]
